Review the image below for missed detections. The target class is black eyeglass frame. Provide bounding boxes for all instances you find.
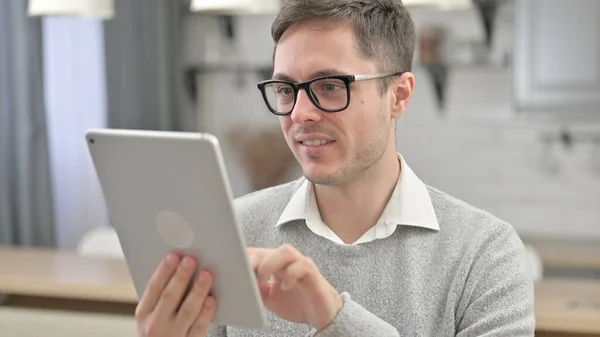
[256,71,403,116]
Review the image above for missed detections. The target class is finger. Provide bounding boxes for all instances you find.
[279,257,315,291]
[248,250,261,269]
[154,256,197,319]
[135,253,180,317]
[247,247,264,256]
[248,247,270,267]
[256,244,300,280]
[188,296,217,336]
[174,270,213,332]
[248,248,271,282]
[258,280,272,301]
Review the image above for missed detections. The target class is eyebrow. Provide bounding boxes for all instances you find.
[272,68,352,82]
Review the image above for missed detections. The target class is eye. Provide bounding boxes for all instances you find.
[275,86,293,96]
[314,80,345,94]
[323,83,339,91]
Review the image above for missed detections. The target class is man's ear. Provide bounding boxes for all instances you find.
[390,72,415,119]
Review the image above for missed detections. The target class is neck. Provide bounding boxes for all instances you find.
[313,146,401,244]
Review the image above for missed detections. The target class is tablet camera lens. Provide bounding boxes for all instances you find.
[89,138,94,144]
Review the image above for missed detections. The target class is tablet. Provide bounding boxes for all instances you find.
[85,128,267,330]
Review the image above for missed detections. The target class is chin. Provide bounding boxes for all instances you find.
[294,147,345,185]
[301,164,342,186]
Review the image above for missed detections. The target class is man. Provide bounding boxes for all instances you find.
[135,0,535,336]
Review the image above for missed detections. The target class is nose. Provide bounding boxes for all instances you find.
[290,89,323,125]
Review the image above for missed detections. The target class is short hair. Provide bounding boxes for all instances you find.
[271,0,416,92]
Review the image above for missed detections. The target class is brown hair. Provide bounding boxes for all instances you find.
[271,0,416,92]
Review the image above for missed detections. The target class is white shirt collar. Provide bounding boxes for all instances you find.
[275,153,440,232]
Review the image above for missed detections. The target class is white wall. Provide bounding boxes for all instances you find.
[186,9,600,240]
[398,67,600,240]
[43,17,109,248]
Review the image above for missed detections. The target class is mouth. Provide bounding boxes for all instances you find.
[298,140,335,147]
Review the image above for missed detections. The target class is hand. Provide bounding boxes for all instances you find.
[135,253,217,337]
[249,245,343,331]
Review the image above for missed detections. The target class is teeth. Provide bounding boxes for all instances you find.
[302,140,331,147]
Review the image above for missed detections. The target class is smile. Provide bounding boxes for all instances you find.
[300,140,335,147]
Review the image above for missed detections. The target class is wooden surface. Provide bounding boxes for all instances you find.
[525,238,600,270]
[0,246,138,303]
[535,278,600,335]
[3,294,137,315]
[1,245,600,335]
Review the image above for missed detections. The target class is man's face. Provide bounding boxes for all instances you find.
[274,21,394,185]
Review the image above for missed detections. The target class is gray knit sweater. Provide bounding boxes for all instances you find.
[208,179,535,336]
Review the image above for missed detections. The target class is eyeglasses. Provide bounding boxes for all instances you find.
[256,72,403,116]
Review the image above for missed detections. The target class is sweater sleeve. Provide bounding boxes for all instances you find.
[308,292,400,337]
[206,324,227,337]
[455,222,535,336]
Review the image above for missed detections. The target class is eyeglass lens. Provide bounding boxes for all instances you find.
[263,78,348,114]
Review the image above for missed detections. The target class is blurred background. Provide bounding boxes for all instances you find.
[0,0,599,336]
